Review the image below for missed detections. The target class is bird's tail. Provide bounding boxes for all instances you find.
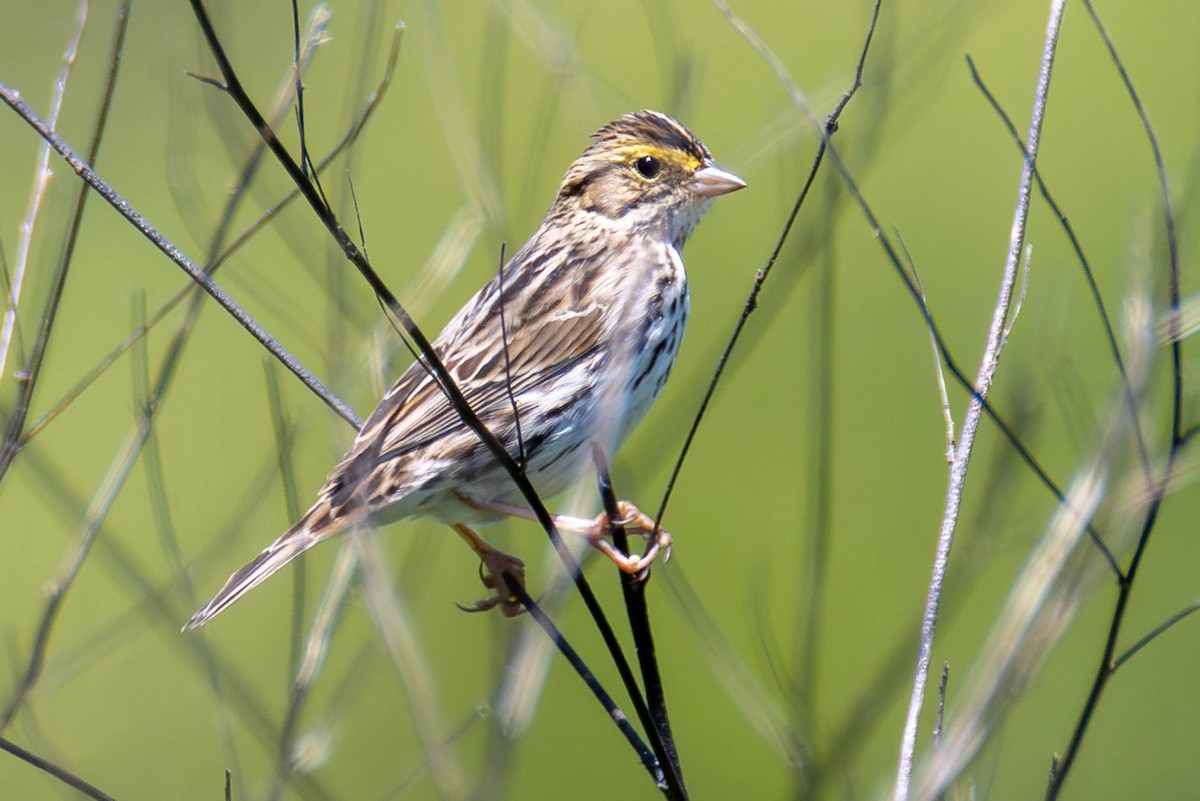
[184,503,342,630]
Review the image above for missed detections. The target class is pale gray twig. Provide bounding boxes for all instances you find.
[910,257,955,461]
[0,85,361,428]
[892,2,1066,799]
[912,465,1103,799]
[0,1,88,392]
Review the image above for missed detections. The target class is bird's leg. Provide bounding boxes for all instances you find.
[452,523,526,617]
[458,495,672,575]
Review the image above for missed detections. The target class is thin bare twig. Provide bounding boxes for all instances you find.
[502,576,664,788]
[0,0,117,486]
[1045,0,1185,794]
[1112,601,1200,671]
[893,3,1066,798]
[905,244,956,460]
[0,735,119,801]
[0,85,361,428]
[965,54,1151,479]
[658,0,881,528]
[594,446,685,797]
[19,19,402,448]
[0,1,88,393]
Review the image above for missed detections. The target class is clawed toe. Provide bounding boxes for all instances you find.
[452,523,527,617]
[465,551,526,617]
[456,592,524,616]
[587,502,672,576]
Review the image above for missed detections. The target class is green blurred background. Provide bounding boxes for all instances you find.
[2,0,1198,799]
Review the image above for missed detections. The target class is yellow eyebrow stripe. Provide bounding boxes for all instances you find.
[613,144,702,171]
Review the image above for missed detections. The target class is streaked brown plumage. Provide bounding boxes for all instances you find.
[186,110,744,628]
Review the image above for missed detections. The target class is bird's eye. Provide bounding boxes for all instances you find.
[634,155,661,179]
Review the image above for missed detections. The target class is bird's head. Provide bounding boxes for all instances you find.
[553,110,745,247]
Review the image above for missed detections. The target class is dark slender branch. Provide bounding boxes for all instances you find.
[656,0,882,531]
[0,86,361,428]
[1045,4,1185,796]
[496,243,526,467]
[1112,601,1200,672]
[285,1,330,209]
[1075,1,1181,441]
[0,736,119,801]
[502,576,665,789]
[932,663,950,801]
[1181,421,1200,445]
[1046,494,1169,801]
[965,54,1151,479]
[594,446,686,799]
[933,663,948,750]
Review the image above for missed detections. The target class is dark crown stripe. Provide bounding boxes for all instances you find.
[591,110,710,162]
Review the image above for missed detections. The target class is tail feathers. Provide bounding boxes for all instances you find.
[184,506,338,630]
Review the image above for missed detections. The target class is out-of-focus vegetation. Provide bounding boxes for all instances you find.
[1,1,1198,799]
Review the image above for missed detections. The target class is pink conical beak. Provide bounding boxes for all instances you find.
[692,162,746,198]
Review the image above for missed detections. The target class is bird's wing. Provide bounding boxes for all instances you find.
[319,263,612,512]
[185,305,606,628]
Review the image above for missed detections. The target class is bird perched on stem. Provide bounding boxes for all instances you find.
[186,110,744,628]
